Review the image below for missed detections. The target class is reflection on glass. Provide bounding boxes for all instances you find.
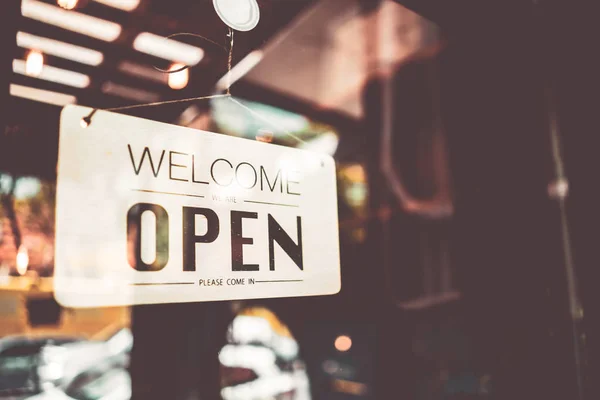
[1,172,133,398]
[210,96,338,151]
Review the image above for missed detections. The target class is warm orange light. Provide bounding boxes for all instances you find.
[168,63,189,90]
[334,335,352,352]
[344,164,366,183]
[256,129,273,143]
[57,0,78,10]
[25,50,44,77]
[16,245,29,276]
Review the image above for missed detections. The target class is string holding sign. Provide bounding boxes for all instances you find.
[79,1,307,148]
[81,27,235,127]
[80,93,232,128]
[82,0,263,124]
[151,30,235,96]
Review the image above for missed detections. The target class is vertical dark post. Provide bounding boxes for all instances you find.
[438,2,585,398]
[130,303,230,400]
[534,2,598,399]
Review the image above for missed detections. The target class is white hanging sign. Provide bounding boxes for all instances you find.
[54,106,340,307]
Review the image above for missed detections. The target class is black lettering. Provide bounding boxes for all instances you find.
[211,158,234,186]
[183,207,220,271]
[127,203,169,271]
[128,145,165,177]
[231,211,259,271]
[169,151,188,182]
[260,166,282,192]
[235,162,258,189]
[268,215,303,271]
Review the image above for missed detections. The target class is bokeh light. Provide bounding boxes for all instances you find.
[25,50,44,77]
[168,63,189,90]
[335,335,352,352]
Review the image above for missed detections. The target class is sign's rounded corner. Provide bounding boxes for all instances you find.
[322,153,336,168]
[59,103,75,117]
[329,279,342,296]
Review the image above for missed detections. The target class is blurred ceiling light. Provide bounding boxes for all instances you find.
[57,0,78,10]
[133,32,204,66]
[16,245,29,276]
[10,83,77,106]
[14,59,90,88]
[94,0,140,12]
[17,32,104,66]
[22,0,122,42]
[25,50,44,77]
[216,50,263,91]
[101,81,160,102]
[168,63,189,90]
[117,61,166,83]
[334,335,352,352]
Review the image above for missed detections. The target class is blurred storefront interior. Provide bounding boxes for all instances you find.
[1,0,599,400]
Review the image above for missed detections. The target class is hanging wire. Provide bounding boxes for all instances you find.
[81,28,235,126]
[80,26,302,146]
[153,32,230,74]
[226,28,234,95]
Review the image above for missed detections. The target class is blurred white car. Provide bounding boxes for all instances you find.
[0,329,132,400]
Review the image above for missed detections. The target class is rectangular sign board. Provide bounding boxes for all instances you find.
[55,105,340,307]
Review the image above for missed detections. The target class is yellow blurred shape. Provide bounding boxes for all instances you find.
[341,164,366,183]
[238,307,293,338]
[332,379,368,396]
